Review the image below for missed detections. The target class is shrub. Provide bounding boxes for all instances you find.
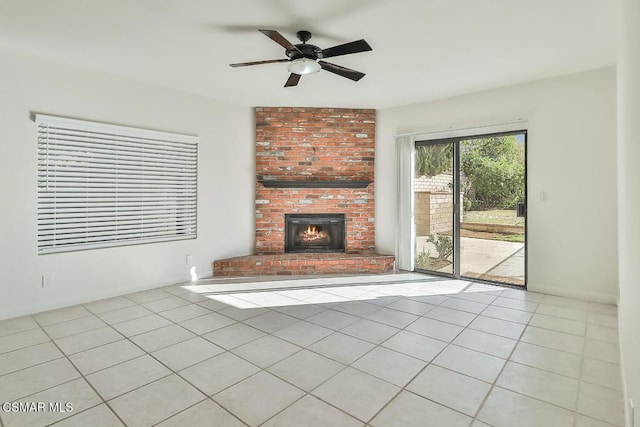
[461,136,524,210]
[426,234,453,261]
[415,249,432,269]
[463,196,473,212]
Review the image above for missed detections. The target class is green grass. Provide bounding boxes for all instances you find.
[463,209,524,226]
[495,234,525,243]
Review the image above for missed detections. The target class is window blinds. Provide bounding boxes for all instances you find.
[36,114,198,254]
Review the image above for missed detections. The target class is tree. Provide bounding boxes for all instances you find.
[461,136,524,210]
[415,144,453,177]
[414,135,525,210]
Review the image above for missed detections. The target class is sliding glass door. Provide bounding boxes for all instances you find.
[414,142,455,275]
[459,134,526,285]
[414,131,527,286]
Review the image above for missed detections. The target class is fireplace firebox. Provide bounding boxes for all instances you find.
[284,214,346,253]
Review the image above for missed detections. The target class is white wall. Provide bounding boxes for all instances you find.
[617,0,640,424]
[376,68,618,302]
[0,48,255,319]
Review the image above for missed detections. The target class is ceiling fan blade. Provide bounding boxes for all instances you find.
[321,39,372,59]
[318,61,365,81]
[230,58,289,67]
[259,29,301,53]
[284,73,301,87]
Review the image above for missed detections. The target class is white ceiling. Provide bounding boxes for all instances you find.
[0,0,617,109]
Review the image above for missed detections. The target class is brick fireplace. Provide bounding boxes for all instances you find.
[213,107,394,276]
[284,213,345,253]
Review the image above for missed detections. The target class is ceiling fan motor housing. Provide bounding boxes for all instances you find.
[287,43,322,61]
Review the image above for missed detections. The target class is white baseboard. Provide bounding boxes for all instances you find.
[1,274,193,320]
[198,269,213,279]
[529,284,618,305]
[620,352,631,427]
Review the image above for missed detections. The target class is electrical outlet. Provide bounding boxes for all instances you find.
[186,254,193,265]
[41,275,51,288]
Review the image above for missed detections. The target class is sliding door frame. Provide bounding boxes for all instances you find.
[414,129,528,289]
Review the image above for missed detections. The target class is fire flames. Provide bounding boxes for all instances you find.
[300,225,330,242]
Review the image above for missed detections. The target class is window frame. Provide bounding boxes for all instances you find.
[36,114,198,255]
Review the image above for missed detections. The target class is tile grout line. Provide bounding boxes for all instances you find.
[211,300,396,425]
[470,299,532,426]
[192,282,464,425]
[11,295,230,425]
[470,293,621,425]
[30,314,129,427]
[254,308,422,425]
[254,393,310,426]
[79,297,249,426]
[573,319,589,427]
[189,276,445,300]
[298,295,448,368]
[157,397,249,427]
[0,302,615,379]
[0,275,621,426]
[362,312,483,423]
[128,296,311,426]
[0,321,42,340]
[104,327,248,427]
[0,286,557,422]
[0,295,282,359]
[358,285,508,424]
[284,299,608,425]
[356,280,600,422]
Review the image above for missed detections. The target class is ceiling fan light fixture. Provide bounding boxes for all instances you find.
[288,58,321,75]
[230,30,371,87]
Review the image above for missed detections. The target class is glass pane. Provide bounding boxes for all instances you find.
[414,143,454,274]
[459,133,526,285]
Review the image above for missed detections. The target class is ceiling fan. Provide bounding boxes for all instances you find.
[229,29,372,87]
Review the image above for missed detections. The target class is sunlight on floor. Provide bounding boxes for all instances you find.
[178,274,506,310]
[0,271,622,426]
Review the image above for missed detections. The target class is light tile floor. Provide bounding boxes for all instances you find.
[0,273,624,427]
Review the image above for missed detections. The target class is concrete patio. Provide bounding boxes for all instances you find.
[417,237,525,285]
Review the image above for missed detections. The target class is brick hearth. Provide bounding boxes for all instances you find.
[213,253,395,277]
[213,107,394,276]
